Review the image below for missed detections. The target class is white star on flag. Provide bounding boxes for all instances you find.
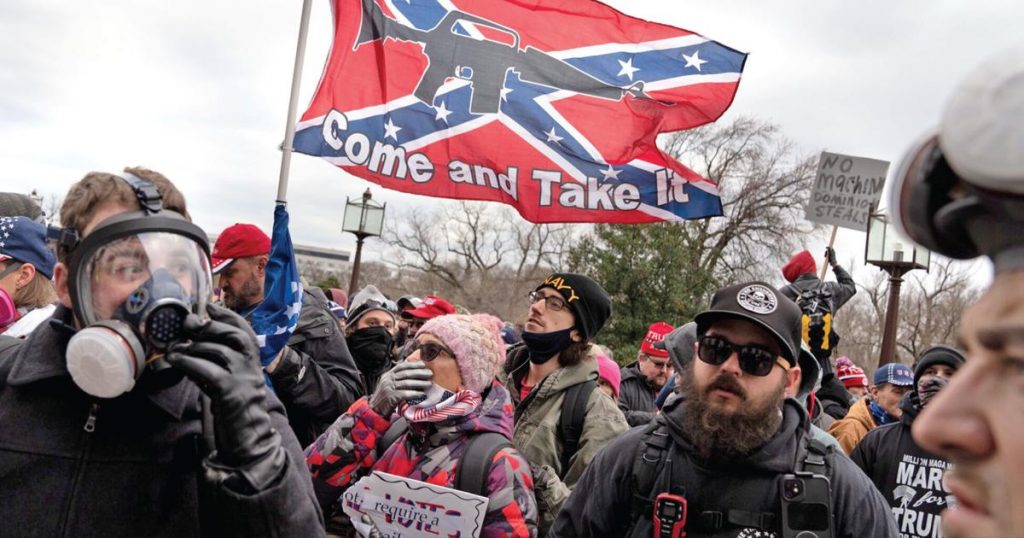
[383,117,402,141]
[500,87,513,101]
[683,50,707,71]
[617,57,640,80]
[545,127,564,144]
[600,164,622,181]
[434,101,452,123]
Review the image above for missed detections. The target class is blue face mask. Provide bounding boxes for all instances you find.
[521,327,575,364]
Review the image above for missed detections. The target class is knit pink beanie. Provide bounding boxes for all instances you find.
[596,353,621,398]
[418,313,507,394]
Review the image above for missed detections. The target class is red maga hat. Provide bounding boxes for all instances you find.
[402,295,455,319]
[211,223,270,274]
[640,322,674,358]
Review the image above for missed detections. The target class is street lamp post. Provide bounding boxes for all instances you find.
[342,188,386,295]
[864,207,930,367]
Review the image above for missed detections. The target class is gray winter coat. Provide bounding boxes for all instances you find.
[617,361,659,427]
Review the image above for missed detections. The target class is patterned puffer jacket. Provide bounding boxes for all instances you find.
[306,380,538,537]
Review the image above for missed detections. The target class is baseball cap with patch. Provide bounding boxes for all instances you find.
[211,223,270,274]
[873,363,915,387]
[694,281,803,366]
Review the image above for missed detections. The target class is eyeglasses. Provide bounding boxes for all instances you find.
[697,335,789,377]
[528,290,568,312]
[407,340,454,362]
[644,356,672,371]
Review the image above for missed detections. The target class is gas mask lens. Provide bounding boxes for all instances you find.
[76,231,211,350]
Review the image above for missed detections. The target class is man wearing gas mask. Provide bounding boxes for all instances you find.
[212,222,364,446]
[0,169,323,536]
[884,47,1024,538]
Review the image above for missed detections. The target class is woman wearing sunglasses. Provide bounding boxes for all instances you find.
[306,313,538,537]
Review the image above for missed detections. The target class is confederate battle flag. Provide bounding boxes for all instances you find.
[294,0,747,223]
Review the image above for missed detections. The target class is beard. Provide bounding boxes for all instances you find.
[677,363,787,463]
[223,277,262,312]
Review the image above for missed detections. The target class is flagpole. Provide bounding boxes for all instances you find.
[276,0,315,205]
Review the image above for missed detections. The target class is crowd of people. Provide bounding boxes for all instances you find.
[1,52,1023,538]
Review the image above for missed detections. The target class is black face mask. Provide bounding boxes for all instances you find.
[348,326,394,373]
[521,327,575,364]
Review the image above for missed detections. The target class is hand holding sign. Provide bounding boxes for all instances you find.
[343,472,489,538]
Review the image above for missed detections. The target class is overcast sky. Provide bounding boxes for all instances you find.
[2,0,1018,284]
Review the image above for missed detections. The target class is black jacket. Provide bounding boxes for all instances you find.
[850,395,952,538]
[617,362,658,427]
[779,268,857,312]
[816,375,854,421]
[267,288,364,447]
[0,306,324,537]
[551,398,898,538]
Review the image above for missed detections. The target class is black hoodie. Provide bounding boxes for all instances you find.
[850,393,953,538]
[551,397,898,537]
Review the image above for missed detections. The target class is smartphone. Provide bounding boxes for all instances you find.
[779,473,833,538]
[653,493,687,538]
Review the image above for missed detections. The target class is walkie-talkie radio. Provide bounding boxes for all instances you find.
[653,492,687,538]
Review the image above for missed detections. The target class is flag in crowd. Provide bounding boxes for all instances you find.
[294,0,747,223]
[250,203,304,370]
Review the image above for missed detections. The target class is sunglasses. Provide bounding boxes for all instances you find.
[697,335,789,377]
[407,340,454,362]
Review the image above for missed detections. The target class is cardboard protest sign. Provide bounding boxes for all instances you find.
[342,471,489,538]
[805,152,889,230]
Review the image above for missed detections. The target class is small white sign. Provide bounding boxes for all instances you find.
[805,152,889,230]
[341,471,489,538]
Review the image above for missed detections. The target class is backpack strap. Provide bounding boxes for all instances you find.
[799,436,831,477]
[454,432,513,498]
[629,420,672,522]
[557,379,596,477]
[376,416,409,456]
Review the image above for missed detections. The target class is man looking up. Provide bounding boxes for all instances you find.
[618,321,674,426]
[498,273,627,534]
[212,223,363,446]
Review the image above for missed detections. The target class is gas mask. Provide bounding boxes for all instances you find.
[63,175,212,398]
[888,47,1024,273]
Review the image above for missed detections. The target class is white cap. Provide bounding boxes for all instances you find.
[940,46,1024,193]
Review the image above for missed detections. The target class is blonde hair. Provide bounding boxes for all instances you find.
[2,261,57,309]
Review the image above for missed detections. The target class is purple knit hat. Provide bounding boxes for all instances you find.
[418,313,507,394]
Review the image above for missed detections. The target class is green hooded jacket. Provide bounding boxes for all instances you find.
[498,344,628,533]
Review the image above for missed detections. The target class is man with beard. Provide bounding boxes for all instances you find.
[498,272,628,535]
[618,321,674,426]
[344,285,398,393]
[852,346,964,538]
[211,223,363,446]
[551,281,896,537]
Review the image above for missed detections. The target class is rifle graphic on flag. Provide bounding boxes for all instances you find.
[293,0,747,224]
[250,204,303,378]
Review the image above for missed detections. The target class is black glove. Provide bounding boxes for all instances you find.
[167,303,285,492]
[825,246,838,267]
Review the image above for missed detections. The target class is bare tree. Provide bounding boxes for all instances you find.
[382,201,575,319]
[832,257,981,372]
[661,117,826,283]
